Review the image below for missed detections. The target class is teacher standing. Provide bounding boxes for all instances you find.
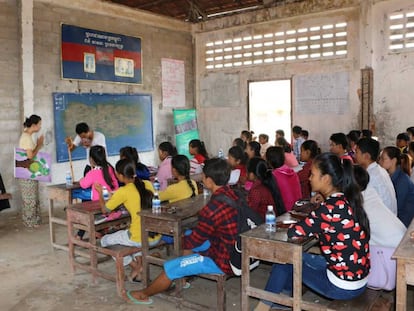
[18,115,44,228]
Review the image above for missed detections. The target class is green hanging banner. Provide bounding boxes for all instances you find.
[173,108,199,159]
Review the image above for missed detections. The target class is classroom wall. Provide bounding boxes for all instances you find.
[0,0,193,213]
[192,0,414,154]
[0,0,22,208]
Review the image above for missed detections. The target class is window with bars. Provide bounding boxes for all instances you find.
[204,22,348,70]
[388,9,414,52]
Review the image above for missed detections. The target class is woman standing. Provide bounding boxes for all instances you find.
[18,115,44,228]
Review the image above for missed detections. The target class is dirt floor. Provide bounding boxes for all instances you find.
[0,211,413,311]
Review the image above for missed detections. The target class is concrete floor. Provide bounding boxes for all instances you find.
[0,211,413,311]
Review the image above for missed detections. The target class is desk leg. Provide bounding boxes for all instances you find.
[292,249,302,311]
[396,260,407,311]
[66,209,76,273]
[173,221,184,297]
[49,199,55,249]
[241,236,250,311]
[141,218,150,287]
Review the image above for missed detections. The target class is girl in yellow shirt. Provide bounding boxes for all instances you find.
[159,155,197,203]
[95,158,160,282]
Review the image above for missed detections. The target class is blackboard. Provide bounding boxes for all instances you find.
[53,93,153,163]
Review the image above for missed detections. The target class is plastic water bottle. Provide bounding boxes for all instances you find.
[65,171,73,188]
[102,186,109,200]
[265,205,276,233]
[152,192,161,214]
[153,177,160,192]
[218,148,224,158]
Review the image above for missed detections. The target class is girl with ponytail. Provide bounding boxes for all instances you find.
[96,158,161,282]
[159,155,197,203]
[255,153,370,310]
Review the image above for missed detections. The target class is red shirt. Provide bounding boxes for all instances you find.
[247,179,276,219]
[297,160,312,199]
[184,186,238,275]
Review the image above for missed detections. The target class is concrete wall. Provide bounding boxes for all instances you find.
[192,0,414,154]
[0,0,22,207]
[1,0,193,213]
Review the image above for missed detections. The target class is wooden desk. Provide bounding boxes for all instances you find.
[140,195,209,296]
[48,183,81,251]
[66,201,131,277]
[241,214,317,311]
[393,219,414,311]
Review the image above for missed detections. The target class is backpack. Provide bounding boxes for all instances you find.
[215,191,264,276]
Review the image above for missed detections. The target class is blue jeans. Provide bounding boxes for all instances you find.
[263,253,367,307]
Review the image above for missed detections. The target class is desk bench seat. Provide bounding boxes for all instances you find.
[71,241,167,298]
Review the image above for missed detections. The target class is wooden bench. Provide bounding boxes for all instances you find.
[71,241,167,298]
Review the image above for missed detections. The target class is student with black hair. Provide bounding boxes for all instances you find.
[247,157,285,218]
[266,146,301,211]
[156,141,177,191]
[189,139,209,174]
[125,158,241,305]
[297,140,320,198]
[396,132,410,154]
[95,159,160,283]
[227,146,247,186]
[329,132,353,162]
[292,125,305,161]
[379,146,414,227]
[73,145,118,201]
[255,153,370,311]
[246,141,261,159]
[355,138,397,215]
[159,155,197,203]
[120,146,150,180]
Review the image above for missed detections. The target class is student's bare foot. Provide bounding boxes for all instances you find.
[123,290,153,305]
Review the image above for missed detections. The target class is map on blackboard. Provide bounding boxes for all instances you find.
[53,93,153,163]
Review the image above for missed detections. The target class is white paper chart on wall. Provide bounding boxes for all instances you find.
[294,71,349,115]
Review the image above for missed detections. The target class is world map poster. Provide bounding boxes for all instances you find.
[53,93,153,163]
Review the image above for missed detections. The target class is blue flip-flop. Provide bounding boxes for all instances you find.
[126,290,153,305]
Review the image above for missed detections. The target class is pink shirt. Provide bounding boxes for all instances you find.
[284,152,299,168]
[272,164,302,211]
[79,166,119,201]
[156,156,173,191]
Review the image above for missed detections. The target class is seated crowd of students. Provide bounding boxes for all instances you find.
[73,125,414,307]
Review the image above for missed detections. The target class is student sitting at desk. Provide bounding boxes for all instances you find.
[159,155,197,203]
[156,141,177,191]
[189,139,209,174]
[254,153,371,311]
[227,146,247,186]
[124,158,240,305]
[95,159,161,283]
[72,145,118,201]
[246,157,284,219]
[119,146,150,180]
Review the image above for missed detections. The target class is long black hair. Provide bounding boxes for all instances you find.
[171,155,196,198]
[313,152,370,239]
[247,157,285,215]
[189,139,209,159]
[90,145,116,190]
[115,159,153,209]
[158,141,177,156]
[23,115,41,128]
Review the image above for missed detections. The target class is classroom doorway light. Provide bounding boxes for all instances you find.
[248,79,291,145]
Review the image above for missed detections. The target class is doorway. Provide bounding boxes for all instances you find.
[248,79,292,145]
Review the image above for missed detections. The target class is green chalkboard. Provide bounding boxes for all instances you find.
[53,93,153,162]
